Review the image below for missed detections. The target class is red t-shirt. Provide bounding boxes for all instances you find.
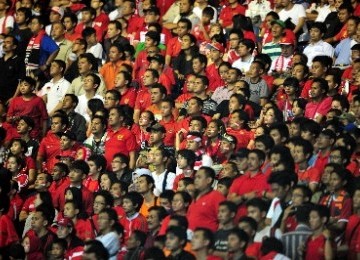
[37,131,61,173]
[74,218,96,241]
[49,177,70,210]
[127,15,144,35]
[82,176,100,193]
[134,88,151,112]
[159,117,177,146]
[7,95,48,139]
[226,127,254,150]
[206,64,224,93]
[187,190,225,232]
[166,37,182,59]
[229,171,270,218]
[120,212,148,242]
[74,22,102,42]
[0,214,19,248]
[21,194,36,215]
[58,186,94,216]
[119,87,137,108]
[94,12,110,40]
[305,234,333,260]
[313,151,331,176]
[104,127,137,170]
[320,190,352,221]
[7,194,23,220]
[304,97,332,121]
[345,214,360,259]
[219,4,246,28]
[295,164,322,185]
[300,79,314,99]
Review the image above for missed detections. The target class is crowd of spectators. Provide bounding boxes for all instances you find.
[1,0,360,259]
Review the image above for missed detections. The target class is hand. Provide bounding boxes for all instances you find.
[283,204,296,220]
[40,64,48,71]
[322,229,331,239]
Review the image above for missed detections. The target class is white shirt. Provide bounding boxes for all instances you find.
[254,225,282,242]
[232,56,254,74]
[39,77,70,113]
[246,0,272,20]
[75,94,104,122]
[266,197,283,227]
[303,40,334,66]
[193,5,218,24]
[0,15,14,34]
[151,169,176,195]
[96,232,120,260]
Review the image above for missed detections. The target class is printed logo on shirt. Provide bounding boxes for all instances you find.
[117,134,124,140]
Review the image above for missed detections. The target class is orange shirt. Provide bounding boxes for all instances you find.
[99,60,132,90]
[139,196,160,218]
[334,24,348,42]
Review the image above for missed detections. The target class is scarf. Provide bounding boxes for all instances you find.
[25,30,46,70]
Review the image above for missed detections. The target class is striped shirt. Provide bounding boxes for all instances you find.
[282,224,312,260]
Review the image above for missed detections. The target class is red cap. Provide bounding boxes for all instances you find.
[207,42,225,53]
[280,35,295,45]
[56,217,74,228]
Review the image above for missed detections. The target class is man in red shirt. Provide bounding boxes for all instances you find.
[114,71,137,108]
[90,0,109,40]
[74,7,102,42]
[228,149,270,218]
[187,166,225,232]
[313,129,335,174]
[36,113,68,174]
[49,162,70,211]
[122,0,144,35]
[105,106,137,169]
[159,98,177,147]
[83,154,106,192]
[219,0,246,30]
[344,186,360,259]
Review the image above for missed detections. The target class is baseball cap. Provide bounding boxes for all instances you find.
[56,217,74,228]
[221,133,236,144]
[146,123,166,133]
[56,131,76,141]
[279,35,295,45]
[338,112,356,123]
[207,42,225,53]
[51,6,65,18]
[271,19,286,29]
[147,54,165,65]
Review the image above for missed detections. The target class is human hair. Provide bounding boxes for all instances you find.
[190,115,207,129]
[326,68,342,89]
[239,216,258,231]
[338,3,354,13]
[62,12,78,24]
[254,135,275,151]
[194,227,215,249]
[151,83,167,96]
[145,30,160,45]
[9,138,28,155]
[82,27,97,39]
[173,191,192,206]
[118,71,132,86]
[246,198,270,213]
[228,29,244,41]
[35,204,53,225]
[99,172,117,189]
[177,18,192,30]
[217,177,233,189]
[70,160,90,175]
[336,133,357,154]
[91,115,107,128]
[312,55,333,70]
[179,177,193,187]
[219,200,237,213]
[293,138,314,160]
[232,14,253,32]
[108,20,122,30]
[228,228,249,249]
[21,76,36,88]
[139,174,155,190]
[148,205,168,221]
[94,190,114,208]
[54,162,69,175]
[310,204,330,224]
[81,6,96,18]
[300,119,321,138]
[198,166,216,182]
[295,204,312,223]
[106,89,121,101]
[310,22,327,34]
[30,15,45,26]
[239,39,256,53]
[266,11,279,20]
[293,185,312,200]
[16,7,32,22]
[268,122,289,141]
[193,53,207,66]
[177,149,196,167]
[123,191,144,211]
[332,94,350,111]
[87,154,107,171]
[267,171,294,187]
[86,73,101,89]
[99,208,124,235]
[188,96,204,108]
[88,98,105,116]
[166,226,187,247]
[83,240,109,260]
[261,237,284,255]
[254,53,272,72]
[195,74,209,87]
[312,77,329,94]
[79,53,98,71]
[143,247,166,259]
[293,98,307,111]
[169,215,189,229]
[248,149,266,162]
[64,93,79,107]
[160,189,175,202]
[37,191,54,211]
[265,106,284,123]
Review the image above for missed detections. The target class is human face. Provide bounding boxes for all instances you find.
[206,121,220,138]
[227,234,242,253]
[51,23,64,41]
[270,129,283,146]
[172,193,186,213]
[338,9,350,24]
[87,160,100,176]
[122,198,136,214]
[181,35,193,50]
[264,108,276,125]
[144,10,159,24]
[60,135,73,150]
[291,101,304,118]
[6,157,20,173]
[10,141,23,155]
[191,230,207,252]
[100,174,112,191]
[29,18,42,34]
[280,44,293,58]
[271,24,283,38]
[228,96,241,113]
[135,176,151,194]
[193,78,206,94]
[293,145,307,163]
[160,101,172,117]
[309,210,323,231]
[311,61,326,78]
[15,11,27,25]
[63,202,77,219]
[110,182,123,199]
[317,133,333,150]
[31,211,47,233]
[210,48,222,62]
[187,99,201,115]
[325,75,337,93]
[150,87,164,104]
[229,33,241,49]
[289,123,301,137]
[51,165,63,181]
[192,58,204,74]
[351,101,360,117]
[152,149,166,167]
[108,108,121,127]
[51,243,65,259]
[218,205,234,225]
[108,46,122,62]
[180,0,191,14]
[166,233,182,251]
[2,37,16,53]
[121,1,134,16]
[143,70,157,86]
[65,189,73,201]
[329,172,344,192]
[176,154,188,169]
[220,140,233,154]
[50,61,63,77]
[147,210,161,231]
[93,195,107,215]
[104,92,118,110]
[78,58,92,75]
[150,131,164,145]
[271,183,288,200]
[291,64,306,81]
[97,212,112,234]
[177,22,189,37]
[353,190,360,210]
[186,139,200,151]
[310,82,324,99]
[57,225,71,239]
[69,169,84,184]
[19,80,33,95]
[194,169,211,192]
[63,17,75,31]
[90,117,105,135]
[247,153,262,172]
[219,65,230,80]
[34,173,48,190]
[107,23,120,39]
[238,43,251,57]
[189,120,203,133]
[284,84,296,96]
[247,206,263,224]
[310,27,322,42]
[291,188,306,206]
[81,10,93,23]
[301,130,314,142]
